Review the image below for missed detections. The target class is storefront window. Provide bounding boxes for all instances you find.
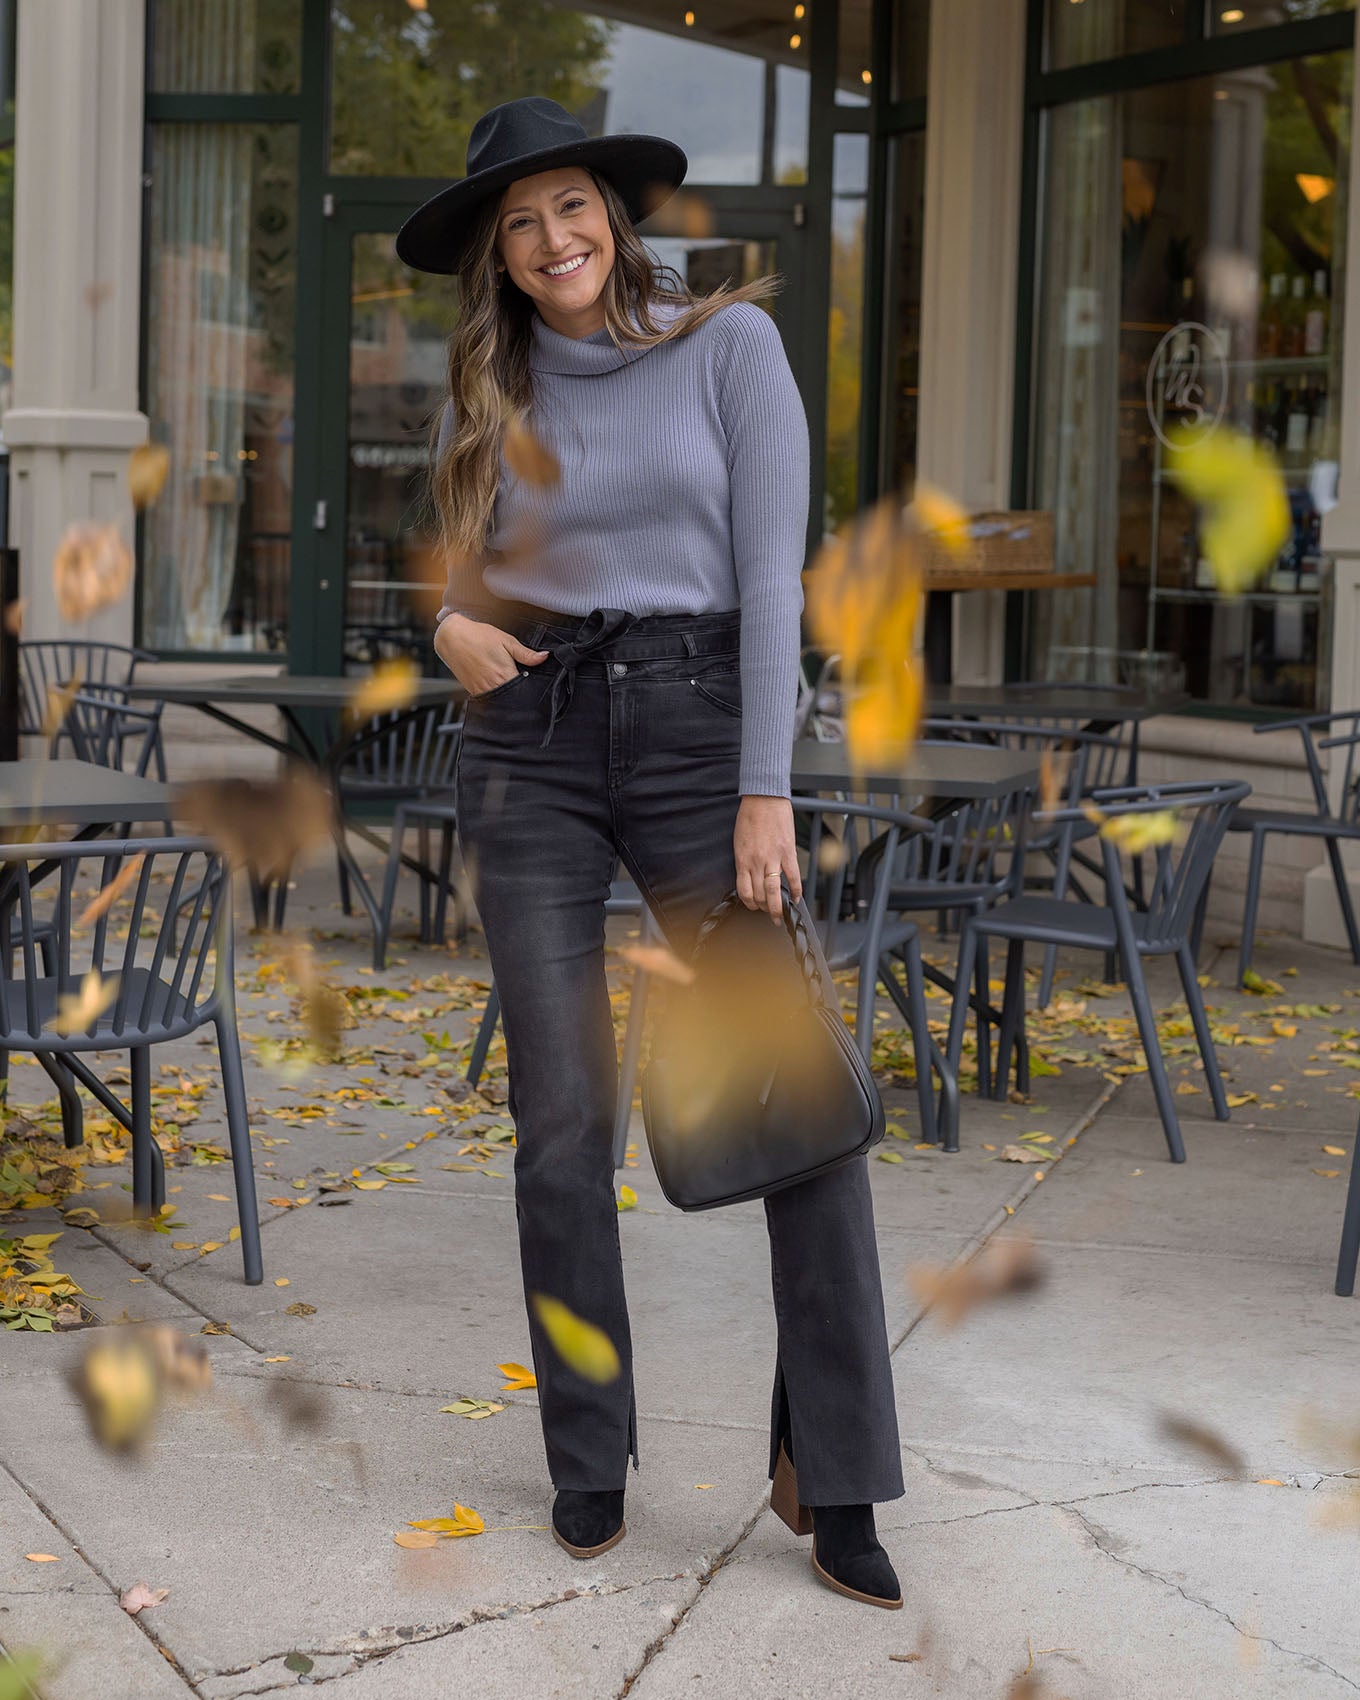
[1046,0,1185,70]
[328,1,809,186]
[151,0,302,94]
[838,0,872,107]
[826,134,868,533]
[1032,51,1351,710]
[892,0,931,100]
[142,126,298,653]
[1212,2,1353,33]
[881,130,926,498]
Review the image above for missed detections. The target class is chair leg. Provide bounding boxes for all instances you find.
[433,822,455,945]
[129,1046,164,1212]
[1336,1111,1360,1297]
[973,932,991,1098]
[1037,829,1075,1009]
[903,931,953,1147]
[612,966,650,1169]
[466,983,500,1086]
[1324,836,1360,966]
[34,1052,83,1148]
[417,820,433,942]
[375,807,408,973]
[1189,876,1211,965]
[945,923,979,1090]
[1238,828,1267,987]
[337,839,353,917]
[215,1012,263,1286]
[1125,952,1187,1163]
[993,940,1025,1102]
[880,943,938,1146]
[1177,942,1228,1121]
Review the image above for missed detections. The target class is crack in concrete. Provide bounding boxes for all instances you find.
[0,1456,203,1697]
[203,1572,694,1696]
[615,1500,771,1698]
[1063,1504,1360,1693]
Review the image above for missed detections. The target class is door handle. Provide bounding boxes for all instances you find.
[313,499,328,531]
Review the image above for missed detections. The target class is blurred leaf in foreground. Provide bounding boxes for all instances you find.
[1166,425,1290,597]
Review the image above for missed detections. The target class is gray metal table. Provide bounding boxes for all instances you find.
[926,683,1189,725]
[791,739,1040,802]
[127,673,461,954]
[0,759,175,834]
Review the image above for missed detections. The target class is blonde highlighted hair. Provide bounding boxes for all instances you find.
[429,169,781,569]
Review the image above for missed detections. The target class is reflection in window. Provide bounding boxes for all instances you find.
[151,0,301,94]
[344,234,453,671]
[837,0,873,107]
[142,127,298,653]
[1213,1,1353,31]
[1032,54,1352,710]
[328,1,808,186]
[892,0,931,101]
[1046,0,1184,69]
[825,134,868,534]
[881,132,927,498]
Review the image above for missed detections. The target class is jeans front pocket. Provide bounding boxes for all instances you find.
[688,661,742,718]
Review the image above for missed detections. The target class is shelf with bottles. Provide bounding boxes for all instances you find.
[1256,267,1332,364]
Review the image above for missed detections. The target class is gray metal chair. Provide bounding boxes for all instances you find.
[945,780,1251,1164]
[334,698,464,968]
[922,718,1126,1006]
[1231,711,1360,987]
[791,795,960,1150]
[1338,1115,1360,1298]
[62,690,167,781]
[0,837,263,1283]
[20,641,165,776]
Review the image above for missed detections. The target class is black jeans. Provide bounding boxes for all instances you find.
[454,604,903,1505]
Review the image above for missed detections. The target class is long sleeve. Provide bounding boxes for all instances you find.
[432,401,491,625]
[714,303,810,798]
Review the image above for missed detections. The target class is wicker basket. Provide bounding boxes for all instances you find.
[918,510,1055,586]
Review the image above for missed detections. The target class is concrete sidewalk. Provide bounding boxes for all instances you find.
[1,866,1358,1700]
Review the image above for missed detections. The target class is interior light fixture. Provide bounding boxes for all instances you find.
[405,0,428,9]
[789,31,801,47]
[1220,7,1244,20]
[1297,172,1336,203]
[684,7,694,20]
[794,2,805,14]
[861,68,871,84]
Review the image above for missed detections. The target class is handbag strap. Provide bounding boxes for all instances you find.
[691,881,827,1009]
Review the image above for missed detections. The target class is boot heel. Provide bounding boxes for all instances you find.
[770,1442,813,1537]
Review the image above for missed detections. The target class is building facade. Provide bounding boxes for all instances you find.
[6,0,1360,934]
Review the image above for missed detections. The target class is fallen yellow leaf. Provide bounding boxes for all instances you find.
[393,1528,439,1549]
[1322,1145,1347,1157]
[25,1553,61,1563]
[1313,1169,1341,1179]
[531,1294,621,1385]
[616,1184,638,1212]
[497,1361,537,1392]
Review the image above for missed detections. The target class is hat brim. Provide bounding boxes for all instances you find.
[394,134,688,276]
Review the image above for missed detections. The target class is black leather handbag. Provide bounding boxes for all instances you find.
[641,884,885,1211]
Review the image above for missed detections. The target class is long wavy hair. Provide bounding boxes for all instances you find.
[429,169,781,566]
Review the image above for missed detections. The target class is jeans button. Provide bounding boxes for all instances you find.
[612,662,628,677]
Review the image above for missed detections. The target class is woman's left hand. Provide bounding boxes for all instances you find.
[734,795,803,922]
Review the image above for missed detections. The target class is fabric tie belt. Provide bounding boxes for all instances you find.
[535,607,638,751]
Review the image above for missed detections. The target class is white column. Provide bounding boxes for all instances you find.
[3,0,148,645]
[915,0,1027,683]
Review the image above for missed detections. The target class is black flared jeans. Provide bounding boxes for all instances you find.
[454,603,903,1505]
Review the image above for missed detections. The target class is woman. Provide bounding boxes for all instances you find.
[397,95,904,1609]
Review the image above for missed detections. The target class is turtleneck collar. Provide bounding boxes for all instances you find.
[529,298,688,377]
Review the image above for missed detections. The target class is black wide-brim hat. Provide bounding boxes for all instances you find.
[395,95,688,276]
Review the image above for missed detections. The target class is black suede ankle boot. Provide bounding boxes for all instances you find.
[551,1488,626,1558]
[809,1503,902,1610]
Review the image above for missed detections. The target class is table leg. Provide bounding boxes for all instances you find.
[924,591,954,686]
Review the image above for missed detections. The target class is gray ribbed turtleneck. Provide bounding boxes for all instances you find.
[435,300,809,798]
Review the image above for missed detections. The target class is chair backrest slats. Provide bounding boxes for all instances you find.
[0,837,227,1051]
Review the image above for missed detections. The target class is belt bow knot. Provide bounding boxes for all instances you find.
[539,608,638,749]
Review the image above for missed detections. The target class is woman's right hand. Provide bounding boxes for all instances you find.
[435,613,549,697]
